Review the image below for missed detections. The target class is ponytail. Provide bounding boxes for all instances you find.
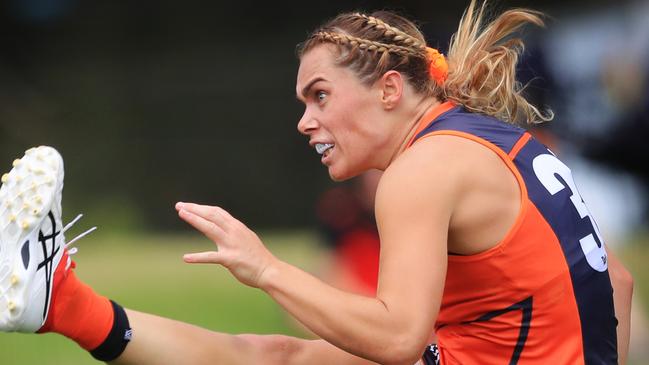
[299,0,553,125]
[444,0,553,124]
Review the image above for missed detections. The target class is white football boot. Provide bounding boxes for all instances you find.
[0,146,81,333]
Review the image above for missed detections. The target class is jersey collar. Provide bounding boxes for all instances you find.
[406,101,456,149]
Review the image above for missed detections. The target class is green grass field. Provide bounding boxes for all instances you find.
[1,231,648,364]
[0,231,323,365]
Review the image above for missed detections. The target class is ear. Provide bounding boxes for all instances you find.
[378,70,404,110]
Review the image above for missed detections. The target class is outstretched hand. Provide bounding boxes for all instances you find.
[176,202,278,288]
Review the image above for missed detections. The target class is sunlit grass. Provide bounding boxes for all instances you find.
[1,230,647,364]
[0,231,324,365]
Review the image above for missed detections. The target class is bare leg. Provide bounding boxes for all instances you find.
[109,309,379,365]
[111,309,254,365]
[240,334,380,365]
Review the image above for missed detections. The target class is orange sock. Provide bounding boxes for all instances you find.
[38,257,114,351]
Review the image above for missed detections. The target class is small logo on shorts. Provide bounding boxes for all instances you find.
[124,329,133,341]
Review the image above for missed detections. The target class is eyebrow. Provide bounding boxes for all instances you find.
[297,77,325,100]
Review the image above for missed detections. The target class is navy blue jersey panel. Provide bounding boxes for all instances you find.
[413,107,526,154]
[513,139,617,364]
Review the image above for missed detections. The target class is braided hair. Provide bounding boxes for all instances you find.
[299,11,437,97]
[298,1,553,125]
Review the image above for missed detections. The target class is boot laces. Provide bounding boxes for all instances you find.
[61,214,97,269]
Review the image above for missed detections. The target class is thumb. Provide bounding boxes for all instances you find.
[183,251,224,264]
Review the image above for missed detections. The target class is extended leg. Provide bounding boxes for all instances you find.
[0,147,380,365]
[111,309,379,365]
[111,309,255,365]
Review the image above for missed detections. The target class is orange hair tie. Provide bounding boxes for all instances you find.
[426,47,448,85]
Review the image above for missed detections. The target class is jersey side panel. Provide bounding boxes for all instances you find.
[513,140,618,364]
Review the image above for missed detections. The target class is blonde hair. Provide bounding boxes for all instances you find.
[298,0,553,125]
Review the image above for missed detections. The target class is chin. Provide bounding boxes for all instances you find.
[327,165,362,182]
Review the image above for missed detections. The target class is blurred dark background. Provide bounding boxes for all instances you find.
[1,0,647,233]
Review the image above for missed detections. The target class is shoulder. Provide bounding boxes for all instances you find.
[377,133,513,217]
[381,134,492,194]
[376,135,476,219]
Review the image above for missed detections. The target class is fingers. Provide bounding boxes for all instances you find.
[183,251,224,264]
[176,202,234,228]
[177,208,225,243]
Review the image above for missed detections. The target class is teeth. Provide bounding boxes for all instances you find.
[315,143,334,155]
[12,159,21,167]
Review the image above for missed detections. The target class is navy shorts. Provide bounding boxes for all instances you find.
[422,344,440,365]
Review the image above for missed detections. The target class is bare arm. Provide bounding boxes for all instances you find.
[607,249,633,365]
[176,140,460,365]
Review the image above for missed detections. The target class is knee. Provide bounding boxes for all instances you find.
[237,334,302,364]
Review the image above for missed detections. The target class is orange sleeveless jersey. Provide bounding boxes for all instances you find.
[410,102,617,364]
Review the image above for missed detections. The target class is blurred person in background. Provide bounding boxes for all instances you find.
[315,170,382,296]
[0,1,634,364]
[540,0,649,232]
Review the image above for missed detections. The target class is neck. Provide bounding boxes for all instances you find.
[385,97,441,166]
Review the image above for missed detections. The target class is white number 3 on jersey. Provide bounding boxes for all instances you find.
[533,154,608,272]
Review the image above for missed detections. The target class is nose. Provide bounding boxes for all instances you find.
[297,109,318,136]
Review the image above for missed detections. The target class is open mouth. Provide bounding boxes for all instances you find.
[315,143,334,155]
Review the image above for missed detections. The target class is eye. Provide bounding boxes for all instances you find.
[316,90,327,103]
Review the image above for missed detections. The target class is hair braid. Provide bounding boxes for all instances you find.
[314,31,422,58]
[354,13,426,50]
[299,11,439,96]
[299,1,553,125]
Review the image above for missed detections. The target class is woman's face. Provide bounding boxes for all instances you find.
[296,45,388,181]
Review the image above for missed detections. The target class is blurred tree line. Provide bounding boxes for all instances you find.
[0,0,629,231]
